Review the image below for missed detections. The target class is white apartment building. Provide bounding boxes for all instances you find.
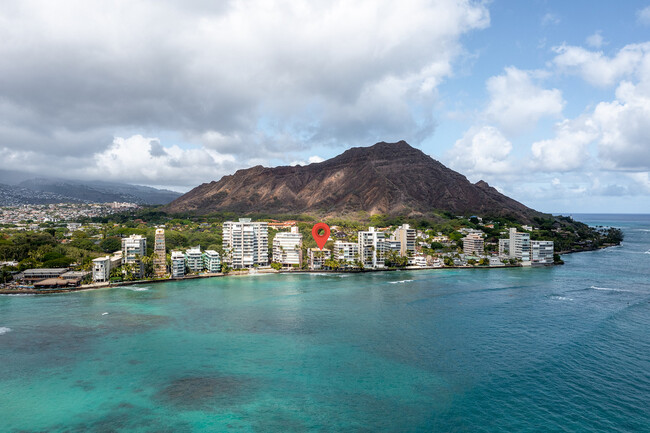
[463,233,484,256]
[499,228,531,263]
[272,227,303,267]
[531,240,554,264]
[185,246,203,273]
[92,256,112,282]
[171,250,185,278]
[358,227,386,268]
[92,257,110,282]
[222,218,269,268]
[203,250,221,273]
[122,234,147,277]
[333,241,359,264]
[308,248,331,270]
[391,224,416,257]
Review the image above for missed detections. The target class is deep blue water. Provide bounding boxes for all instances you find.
[1,214,649,432]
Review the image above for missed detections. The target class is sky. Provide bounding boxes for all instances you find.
[1,0,649,213]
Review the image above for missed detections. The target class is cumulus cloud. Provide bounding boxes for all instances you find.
[485,67,564,135]
[593,80,650,171]
[91,135,238,188]
[446,126,513,178]
[552,42,650,86]
[0,0,490,182]
[531,118,598,172]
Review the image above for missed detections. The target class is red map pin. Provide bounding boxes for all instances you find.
[311,222,330,250]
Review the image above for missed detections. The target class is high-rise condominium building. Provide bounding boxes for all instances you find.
[171,250,185,278]
[391,224,416,257]
[222,218,269,268]
[499,228,530,262]
[122,234,147,277]
[358,227,386,268]
[463,233,484,256]
[272,227,303,267]
[153,228,166,277]
[333,241,359,264]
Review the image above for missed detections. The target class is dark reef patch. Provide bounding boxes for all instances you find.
[155,375,257,411]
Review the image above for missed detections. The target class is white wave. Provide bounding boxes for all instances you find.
[0,327,12,335]
[0,293,35,297]
[102,312,109,316]
[122,286,150,292]
[644,250,650,255]
[549,296,573,301]
[389,279,414,284]
[310,273,348,277]
[590,286,630,292]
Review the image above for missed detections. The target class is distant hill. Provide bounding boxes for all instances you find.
[0,174,181,206]
[164,140,544,222]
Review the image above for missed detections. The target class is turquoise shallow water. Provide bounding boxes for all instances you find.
[1,214,649,432]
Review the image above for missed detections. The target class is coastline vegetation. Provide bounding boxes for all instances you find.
[0,205,623,283]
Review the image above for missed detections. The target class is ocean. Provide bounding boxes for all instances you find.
[1,214,648,432]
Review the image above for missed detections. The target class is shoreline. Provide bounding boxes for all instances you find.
[0,263,537,295]
[1,243,618,296]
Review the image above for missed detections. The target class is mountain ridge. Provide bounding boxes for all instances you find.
[164,140,544,222]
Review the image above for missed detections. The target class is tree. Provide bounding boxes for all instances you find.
[270,262,282,271]
[384,251,407,268]
[443,256,454,267]
[100,237,122,253]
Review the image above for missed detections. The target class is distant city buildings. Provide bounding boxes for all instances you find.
[272,227,303,267]
[222,218,269,268]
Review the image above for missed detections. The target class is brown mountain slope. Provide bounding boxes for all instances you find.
[164,141,543,221]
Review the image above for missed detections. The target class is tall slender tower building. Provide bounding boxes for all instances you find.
[154,228,167,277]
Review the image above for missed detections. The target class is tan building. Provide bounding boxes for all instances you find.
[154,228,167,277]
[462,233,484,256]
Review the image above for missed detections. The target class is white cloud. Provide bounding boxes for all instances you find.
[485,67,564,135]
[289,155,325,166]
[0,0,490,164]
[593,80,650,171]
[586,31,604,48]
[531,118,597,172]
[552,42,650,86]
[92,135,237,187]
[637,6,650,25]
[446,126,513,178]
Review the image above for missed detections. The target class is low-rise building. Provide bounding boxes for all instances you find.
[185,246,203,273]
[171,251,185,278]
[531,240,554,264]
[308,248,331,270]
[203,250,221,273]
